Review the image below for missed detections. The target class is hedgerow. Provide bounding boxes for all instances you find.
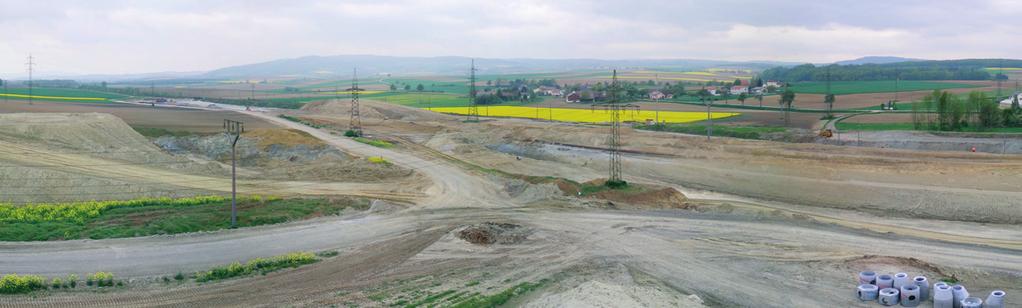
[195,252,318,282]
[0,196,278,224]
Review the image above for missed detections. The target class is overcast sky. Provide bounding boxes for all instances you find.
[1,0,1020,76]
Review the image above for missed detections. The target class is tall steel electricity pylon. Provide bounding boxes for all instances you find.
[26,54,34,105]
[466,59,479,122]
[350,68,363,136]
[593,70,637,186]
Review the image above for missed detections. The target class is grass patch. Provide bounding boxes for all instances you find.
[788,80,981,95]
[451,279,549,308]
[195,252,318,282]
[366,92,475,108]
[278,114,325,128]
[837,122,1022,133]
[404,289,458,307]
[635,123,786,140]
[0,197,367,241]
[353,137,394,148]
[578,182,643,196]
[0,87,127,102]
[131,126,200,138]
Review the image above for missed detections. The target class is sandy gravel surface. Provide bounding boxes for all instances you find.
[1,100,1019,307]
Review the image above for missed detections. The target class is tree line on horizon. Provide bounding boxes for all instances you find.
[759,59,1022,82]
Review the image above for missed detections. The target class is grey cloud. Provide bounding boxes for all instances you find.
[0,0,1019,76]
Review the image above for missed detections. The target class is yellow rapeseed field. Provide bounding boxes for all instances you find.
[429,106,738,124]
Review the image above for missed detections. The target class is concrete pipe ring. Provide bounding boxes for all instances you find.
[959,297,983,308]
[879,287,900,306]
[877,274,895,290]
[858,283,879,301]
[900,284,921,307]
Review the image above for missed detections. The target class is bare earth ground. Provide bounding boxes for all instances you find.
[0,99,1020,307]
[0,100,276,133]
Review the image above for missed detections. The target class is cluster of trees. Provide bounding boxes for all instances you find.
[388,83,426,91]
[485,78,558,88]
[475,78,545,105]
[911,90,1019,131]
[758,59,1022,82]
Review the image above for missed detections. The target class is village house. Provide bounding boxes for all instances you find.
[565,91,581,103]
[648,90,673,100]
[730,85,749,95]
[533,86,563,96]
[765,80,784,88]
[705,86,720,96]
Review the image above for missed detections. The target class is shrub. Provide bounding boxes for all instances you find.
[174,272,185,281]
[344,129,360,137]
[66,274,77,288]
[315,250,339,258]
[278,114,324,128]
[51,277,63,289]
[367,156,389,164]
[87,272,115,287]
[605,180,628,189]
[0,274,47,294]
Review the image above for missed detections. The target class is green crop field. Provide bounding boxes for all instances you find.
[364,92,468,108]
[0,196,368,241]
[788,81,981,95]
[837,122,1022,133]
[0,87,128,102]
[364,92,538,108]
[383,78,471,94]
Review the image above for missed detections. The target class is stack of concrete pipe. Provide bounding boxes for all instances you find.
[856,271,1007,307]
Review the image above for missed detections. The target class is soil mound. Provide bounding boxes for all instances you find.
[580,180,690,209]
[457,222,530,245]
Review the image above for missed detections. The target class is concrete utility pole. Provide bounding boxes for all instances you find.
[223,119,244,228]
[466,59,479,122]
[996,59,1004,99]
[706,96,714,141]
[350,68,362,136]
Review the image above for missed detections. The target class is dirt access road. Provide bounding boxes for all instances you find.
[1,104,1020,307]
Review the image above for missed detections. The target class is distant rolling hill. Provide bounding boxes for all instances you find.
[202,55,799,79]
[834,56,925,65]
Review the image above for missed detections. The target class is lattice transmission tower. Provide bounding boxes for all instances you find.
[593,70,637,186]
[350,68,363,136]
[466,59,479,122]
[26,54,34,105]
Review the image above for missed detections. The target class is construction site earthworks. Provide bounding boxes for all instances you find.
[0,86,1019,307]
